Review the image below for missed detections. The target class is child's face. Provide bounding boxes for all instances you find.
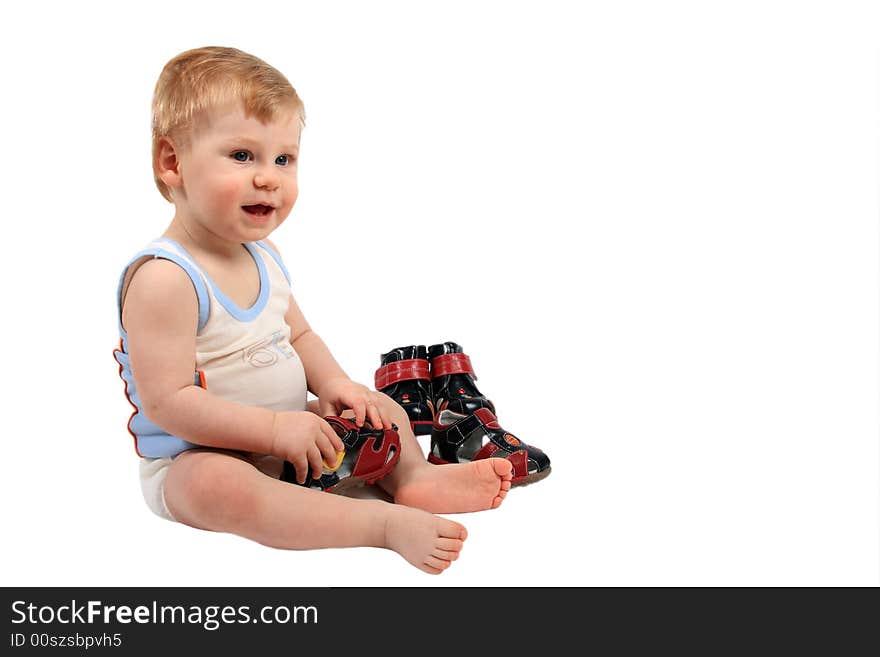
[173,104,302,244]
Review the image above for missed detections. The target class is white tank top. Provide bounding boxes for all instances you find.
[114,238,308,458]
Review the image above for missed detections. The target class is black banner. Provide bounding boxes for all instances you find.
[1,588,877,653]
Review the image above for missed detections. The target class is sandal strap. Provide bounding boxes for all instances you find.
[324,416,361,449]
[325,416,396,448]
[325,416,399,477]
[434,411,485,446]
[375,358,431,389]
[432,409,532,478]
[350,431,392,477]
[360,423,400,477]
[433,408,503,447]
[472,442,501,461]
[431,352,475,379]
[507,449,530,479]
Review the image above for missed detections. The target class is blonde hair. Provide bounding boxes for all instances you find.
[151,46,305,202]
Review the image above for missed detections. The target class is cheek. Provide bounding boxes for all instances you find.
[204,175,244,212]
[281,179,299,212]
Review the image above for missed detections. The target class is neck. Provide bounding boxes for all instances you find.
[163,210,242,259]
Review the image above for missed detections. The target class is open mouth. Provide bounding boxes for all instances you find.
[242,204,274,216]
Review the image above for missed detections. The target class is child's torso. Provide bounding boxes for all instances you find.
[115,237,308,458]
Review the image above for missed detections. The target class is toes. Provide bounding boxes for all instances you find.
[432,548,460,562]
[473,458,512,482]
[421,564,444,575]
[424,556,452,572]
[492,487,509,509]
[493,488,509,506]
[436,537,465,552]
[491,458,514,479]
[439,519,467,540]
[500,480,512,492]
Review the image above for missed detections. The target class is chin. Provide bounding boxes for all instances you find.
[240,219,277,237]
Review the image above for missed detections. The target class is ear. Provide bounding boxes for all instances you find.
[156,137,183,190]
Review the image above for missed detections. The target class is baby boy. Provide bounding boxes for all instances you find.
[114,46,513,574]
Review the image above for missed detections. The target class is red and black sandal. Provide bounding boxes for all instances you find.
[429,407,551,485]
[428,341,551,485]
[375,345,434,436]
[281,416,401,493]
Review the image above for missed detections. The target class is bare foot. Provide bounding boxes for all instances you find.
[384,506,468,574]
[394,458,514,514]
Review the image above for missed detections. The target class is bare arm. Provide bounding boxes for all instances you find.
[284,295,351,397]
[122,258,278,454]
[267,240,390,428]
[262,238,351,397]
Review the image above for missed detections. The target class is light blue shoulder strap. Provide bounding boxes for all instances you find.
[116,243,210,335]
[255,240,292,285]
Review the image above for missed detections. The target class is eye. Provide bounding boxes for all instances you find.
[231,150,252,162]
[276,154,294,166]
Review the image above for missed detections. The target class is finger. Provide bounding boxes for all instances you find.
[368,393,393,430]
[307,444,323,480]
[321,419,345,452]
[354,400,366,427]
[366,400,384,430]
[293,456,309,484]
[379,406,394,431]
[317,432,339,465]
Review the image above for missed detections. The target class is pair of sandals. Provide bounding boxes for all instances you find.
[376,342,552,485]
[283,342,552,493]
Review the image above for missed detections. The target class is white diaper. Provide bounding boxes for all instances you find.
[139,456,177,522]
[139,450,285,523]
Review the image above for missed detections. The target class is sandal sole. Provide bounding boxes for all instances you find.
[512,466,552,486]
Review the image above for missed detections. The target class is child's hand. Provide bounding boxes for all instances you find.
[271,412,345,484]
[317,378,394,430]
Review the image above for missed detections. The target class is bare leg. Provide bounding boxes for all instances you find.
[163,450,467,574]
[351,395,514,514]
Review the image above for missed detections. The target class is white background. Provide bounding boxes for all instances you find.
[2,0,878,586]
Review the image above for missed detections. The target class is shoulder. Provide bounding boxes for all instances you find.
[129,256,196,295]
[122,258,199,331]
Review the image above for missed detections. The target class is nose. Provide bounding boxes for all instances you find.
[253,165,280,191]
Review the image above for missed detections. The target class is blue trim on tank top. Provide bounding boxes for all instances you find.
[117,247,210,334]
[113,346,202,457]
[255,240,291,285]
[156,238,269,323]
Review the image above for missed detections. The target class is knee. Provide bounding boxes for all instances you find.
[165,452,257,530]
[375,392,408,424]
